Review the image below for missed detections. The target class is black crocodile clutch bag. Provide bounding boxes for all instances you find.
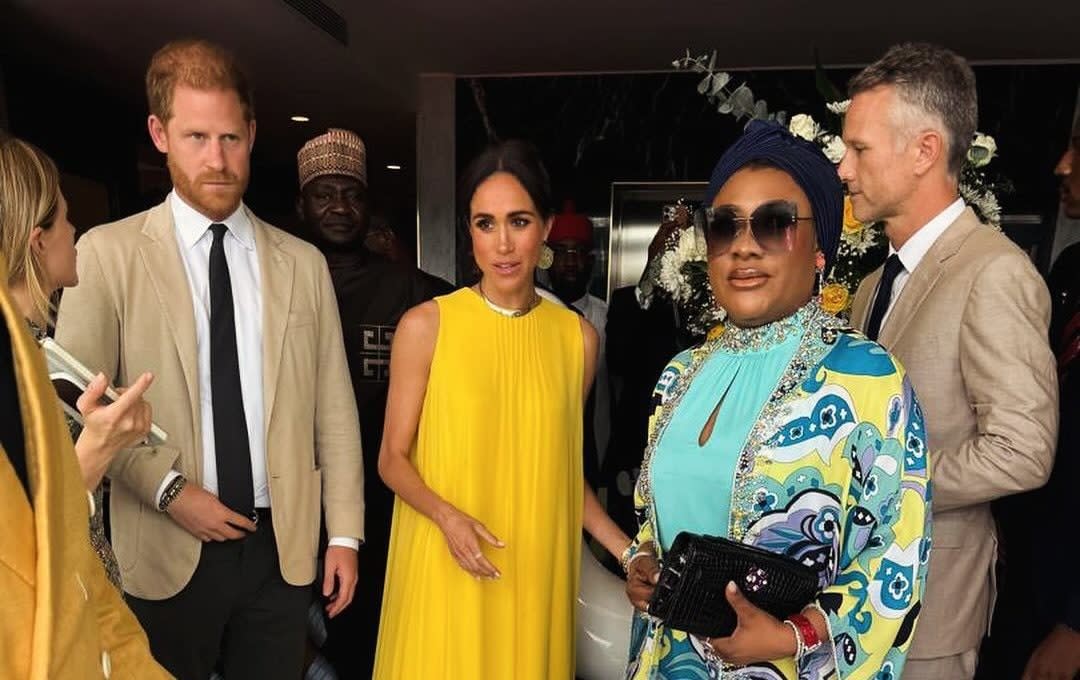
[648,531,820,638]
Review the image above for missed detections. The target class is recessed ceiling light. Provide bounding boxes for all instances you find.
[386,164,402,170]
[290,115,310,122]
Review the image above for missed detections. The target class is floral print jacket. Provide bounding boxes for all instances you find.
[628,314,932,680]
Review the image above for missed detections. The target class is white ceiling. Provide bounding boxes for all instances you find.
[5,0,1079,166]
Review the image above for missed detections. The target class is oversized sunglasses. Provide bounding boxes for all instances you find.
[699,200,813,253]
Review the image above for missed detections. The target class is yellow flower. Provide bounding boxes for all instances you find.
[843,197,864,234]
[821,283,850,314]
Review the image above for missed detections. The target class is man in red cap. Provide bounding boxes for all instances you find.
[547,201,609,476]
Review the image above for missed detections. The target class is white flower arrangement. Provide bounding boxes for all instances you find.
[820,135,847,163]
[960,183,1002,225]
[826,100,851,115]
[967,132,997,168]
[788,114,822,141]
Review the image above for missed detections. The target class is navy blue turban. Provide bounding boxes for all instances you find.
[705,119,844,271]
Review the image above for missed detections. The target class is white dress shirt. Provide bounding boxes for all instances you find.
[158,191,357,549]
[878,198,966,328]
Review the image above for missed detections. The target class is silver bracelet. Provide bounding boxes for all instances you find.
[783,619,806,660]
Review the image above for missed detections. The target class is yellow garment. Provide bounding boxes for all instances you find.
[0,254,171,680]
[374,288,584,679]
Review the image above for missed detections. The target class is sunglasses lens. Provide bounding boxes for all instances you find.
[705,208,739,252]
[751,203,799,252]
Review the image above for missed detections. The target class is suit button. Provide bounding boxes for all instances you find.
[101,650,111,678]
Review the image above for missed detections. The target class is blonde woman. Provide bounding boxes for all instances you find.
[0,133,154,587]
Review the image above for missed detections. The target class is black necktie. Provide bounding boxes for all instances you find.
[208,223,254,515]
[865,254,905,342]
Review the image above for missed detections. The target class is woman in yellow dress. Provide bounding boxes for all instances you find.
[373,140,631,679]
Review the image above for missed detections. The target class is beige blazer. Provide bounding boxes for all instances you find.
[0,255,171,679]
[851,208,1057,658]
[54,200,364,600]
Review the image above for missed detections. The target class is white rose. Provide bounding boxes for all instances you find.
[826,100,851,115]
[967,132,997,168]
[788,114,821,141]
[821,135,847,164]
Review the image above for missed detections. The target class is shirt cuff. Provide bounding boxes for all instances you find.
[328,537,361,551]
[155,470,182,507]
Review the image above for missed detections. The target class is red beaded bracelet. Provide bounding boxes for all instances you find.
[786,613,822,655]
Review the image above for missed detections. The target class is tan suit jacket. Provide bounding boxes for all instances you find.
[54,200,364,600]
[0,256,171,679]
[851,208,1057,658]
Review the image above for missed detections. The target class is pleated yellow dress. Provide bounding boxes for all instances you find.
[373,287,585,680]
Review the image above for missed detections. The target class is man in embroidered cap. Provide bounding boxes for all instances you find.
[297,127,450,679]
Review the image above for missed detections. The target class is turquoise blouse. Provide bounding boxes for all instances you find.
[651,331,800,550]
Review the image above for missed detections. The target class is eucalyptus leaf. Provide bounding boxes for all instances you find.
[709,74,728,96]
[708,50,717,72]
[731,85,755,118]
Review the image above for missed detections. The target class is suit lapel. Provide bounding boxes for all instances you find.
[137,202,201,437]
[852,268,881,331]
[253,213,294,431]
[879,209,980,347]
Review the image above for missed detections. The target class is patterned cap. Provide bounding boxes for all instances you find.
[297,128,367,189]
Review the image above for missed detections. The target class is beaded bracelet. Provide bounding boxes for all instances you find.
[619,542,657,574]
[619,542,637,572]
[158,475,187,512]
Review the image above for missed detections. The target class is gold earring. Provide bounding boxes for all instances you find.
[538,243,554,270]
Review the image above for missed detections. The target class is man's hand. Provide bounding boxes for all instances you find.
[166,484,256,541]
[323,546,359,619]
[1022,624,1080,680]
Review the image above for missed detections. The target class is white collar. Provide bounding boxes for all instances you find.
[890,198,965,274]
[169,190,254,251]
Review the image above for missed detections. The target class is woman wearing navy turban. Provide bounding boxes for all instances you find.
[623,121,932,680]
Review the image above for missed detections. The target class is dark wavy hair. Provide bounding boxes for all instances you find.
[457,140,554,224]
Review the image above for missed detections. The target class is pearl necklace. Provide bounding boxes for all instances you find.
[476,284,541,318]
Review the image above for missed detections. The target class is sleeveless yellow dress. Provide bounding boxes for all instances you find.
[373,287,585,679]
